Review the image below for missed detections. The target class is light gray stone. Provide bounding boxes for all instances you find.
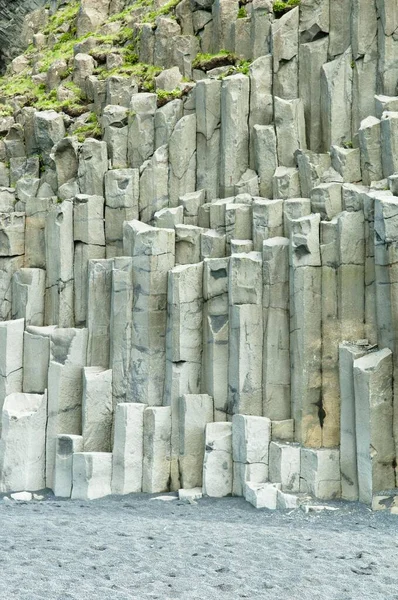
[300,448,341,500]
[275,97,306,168]
[139,145,169,224]
[143,406,171,493]
[262,237,290,420]
[78,138,108,197]
[232,414,271,464]
[112,403,146,495]
[353,348,395,505]
[179,394,214,489]
[124,221,175,407]
[320,48,353,151]
[203,422,233,497]
[82,367,113,452]
[54,434,83,498]
[12,268,45,326]
[71,452,112,500]
[102,105,128,169]
[46,361,83,490]
[86,259,113,369]
[269,441,301,492]
[169,114,196,207]
[0,392,47,493]
[128,93,157,169]
[220,75,249,198]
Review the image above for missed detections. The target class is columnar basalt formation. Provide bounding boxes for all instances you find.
[0,0,397,510]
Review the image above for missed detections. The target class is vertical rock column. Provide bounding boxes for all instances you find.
[11,268,45,326]
[321,211,365,447]
[271,7,299,100]
[374,195,398,461]
[232,414,271,496]
[228,252,263,416]
[128,93,156,169]
[290,214,322,447]
[320,218,339,449]
[0,318,24,419]
[377,0,398,96]
[339,342,368,501]
[46,328,88,490]
[179,394,214,489]
[104,169,139,258]
[73,194,106,326]
[165,262,203,490]
[354,348,395,505]
[112,403,146,495]
[320,48,353,151]
[169,114,197,206]
[82,367,113,452]
[0,392,47,492]
[299,37,328,152]
[123,220,175,406]
[196,79,221,201]
[262,238,290,421]
[351,21,377,137]
[45,200,74,327]
[363,190,379,345]
[86,259,113,369]
[54,434,83,498]
[219,74,249,198]
[110,257,133,407]
[142,406,172,493]
[203,422,233,497]
[22,325,55,394]
[248,56,273,168]
[202,257,229,421]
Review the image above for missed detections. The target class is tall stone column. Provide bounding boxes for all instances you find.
[165,262,203,490]
[354,348,395,505]
[219,74,249,198]
[45,200,74,327]
[202,257,229,421]
[123,220,175,407]
[196,79,221,201]
[110,257,133,407]
[290,214,322,447]
[228,252,263,416]
[262,238,290,420]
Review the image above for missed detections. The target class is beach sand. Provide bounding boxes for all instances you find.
[0,493,397,600]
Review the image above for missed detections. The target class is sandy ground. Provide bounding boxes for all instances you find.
[0,493,397,600]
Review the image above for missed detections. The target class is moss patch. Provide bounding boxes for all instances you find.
[73,112,102,142]
[273,0,300,16]
[192,51,238,71]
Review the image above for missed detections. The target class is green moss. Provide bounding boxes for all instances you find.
[142,0,181,23]
[273,0,300,16]
[156,88,182,101]
[95,61,161,91]
[237,6,248,17]
[237,60,251,75]
[0,104,14,118]
[108,0,154,23]
[192,50,237,71]
[0,0,186,115]
[43,1,80,35]
[73,113,102,143]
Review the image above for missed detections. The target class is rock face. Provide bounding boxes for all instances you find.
[0,0,398,511]
[0,0,46,73]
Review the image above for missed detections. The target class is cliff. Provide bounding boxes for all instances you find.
[0,0,396,510]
